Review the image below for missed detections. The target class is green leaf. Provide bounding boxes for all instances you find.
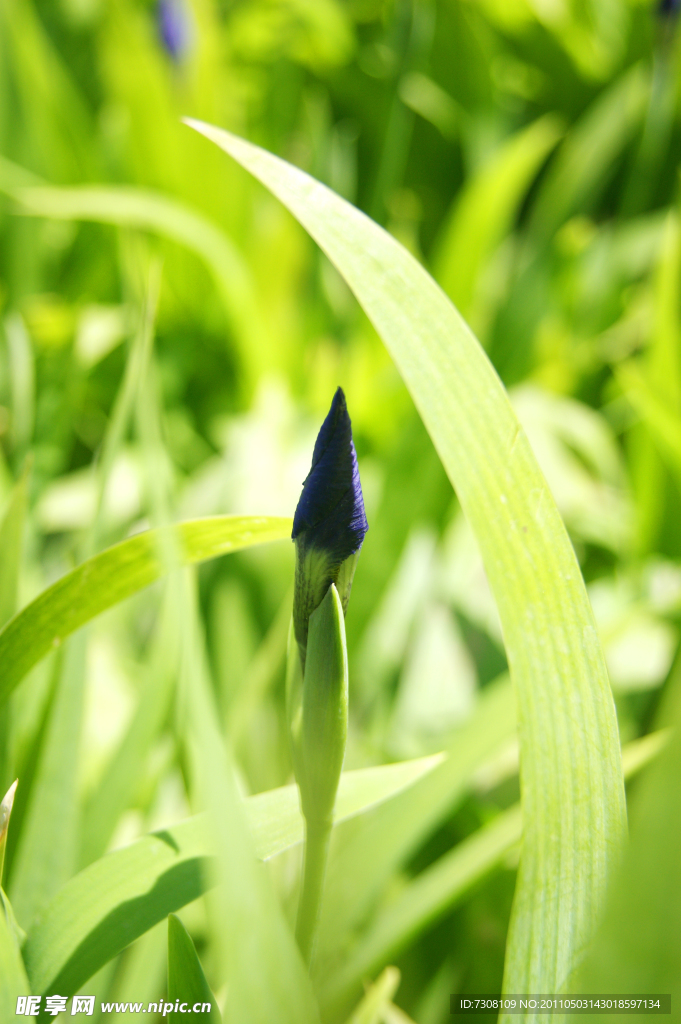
[22,753,442,997]
[0,469,28,797]
[627,212,681,553]
[617,215,681,536]
[343,966,401,1024]
[78,595,176,868]
[0,470,28,631]
[167,915,221,1023]
[0,889,29,1021]
[617,361,681,490]
[227,585,291,744]
[0,1,93,183]
[434,115,562,316]
[528,65,648,244]
[4,313,34,466]
[8,635,86,931]
[184,120,627,1003]
[0,783,17,890]
[0,515,291,705]
[0,171,268,387]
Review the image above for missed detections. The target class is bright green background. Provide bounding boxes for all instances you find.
[1,1,680,1021]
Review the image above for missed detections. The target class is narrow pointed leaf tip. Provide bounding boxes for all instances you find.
[292,388,368,659]
[0,780,18,841]
[0,780,18,882]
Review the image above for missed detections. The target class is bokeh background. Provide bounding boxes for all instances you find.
[1,0,680,1020]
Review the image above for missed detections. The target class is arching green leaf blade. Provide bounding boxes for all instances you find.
[184,120,627,1009]
[0,516,292,704]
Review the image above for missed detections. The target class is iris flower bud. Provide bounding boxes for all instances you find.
[291,387,368,672]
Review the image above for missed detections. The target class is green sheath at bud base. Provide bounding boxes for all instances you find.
[294,583,348,825]
[292,583,348,964]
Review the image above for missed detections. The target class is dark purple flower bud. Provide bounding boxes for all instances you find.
[292,387,368,668]
[157,0,190,62]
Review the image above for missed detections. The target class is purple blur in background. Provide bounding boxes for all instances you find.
[157,0,191,61]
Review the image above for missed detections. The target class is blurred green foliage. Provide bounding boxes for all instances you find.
[1,0,681,1021]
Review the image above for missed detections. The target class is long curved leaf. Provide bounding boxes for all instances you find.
[0,516,291,704]
[185,120,628,1006]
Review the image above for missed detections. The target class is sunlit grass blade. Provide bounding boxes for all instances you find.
[528,65,648,244]
[619,213,681,553]
[0,889,29,1021]
[184,119,627,1008]
[245,753,447,872]
[85,260,157,556]
[343,966,400,1024]
[228,585,291,744]
[78,272,163,868]
[1,658,59,888]
[0,782,18,886]
[0,0,94,182]
[0,170,267,389]
[0,471,28,631]
[0,469,28,795]
[8,634,86,931]
[0,515,291,705]
[4,313,34,463]
[167,914,221,1022]
[78,594,176,868]
[22,753,442,998]
[617,361,681,491]
[433,115,562,316]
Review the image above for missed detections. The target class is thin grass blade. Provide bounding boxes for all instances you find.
[0,890,29,1021]
[8,634,87,931]
[167,914,221,1022]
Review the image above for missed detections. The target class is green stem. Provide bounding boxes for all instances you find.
[295,817,332,967]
